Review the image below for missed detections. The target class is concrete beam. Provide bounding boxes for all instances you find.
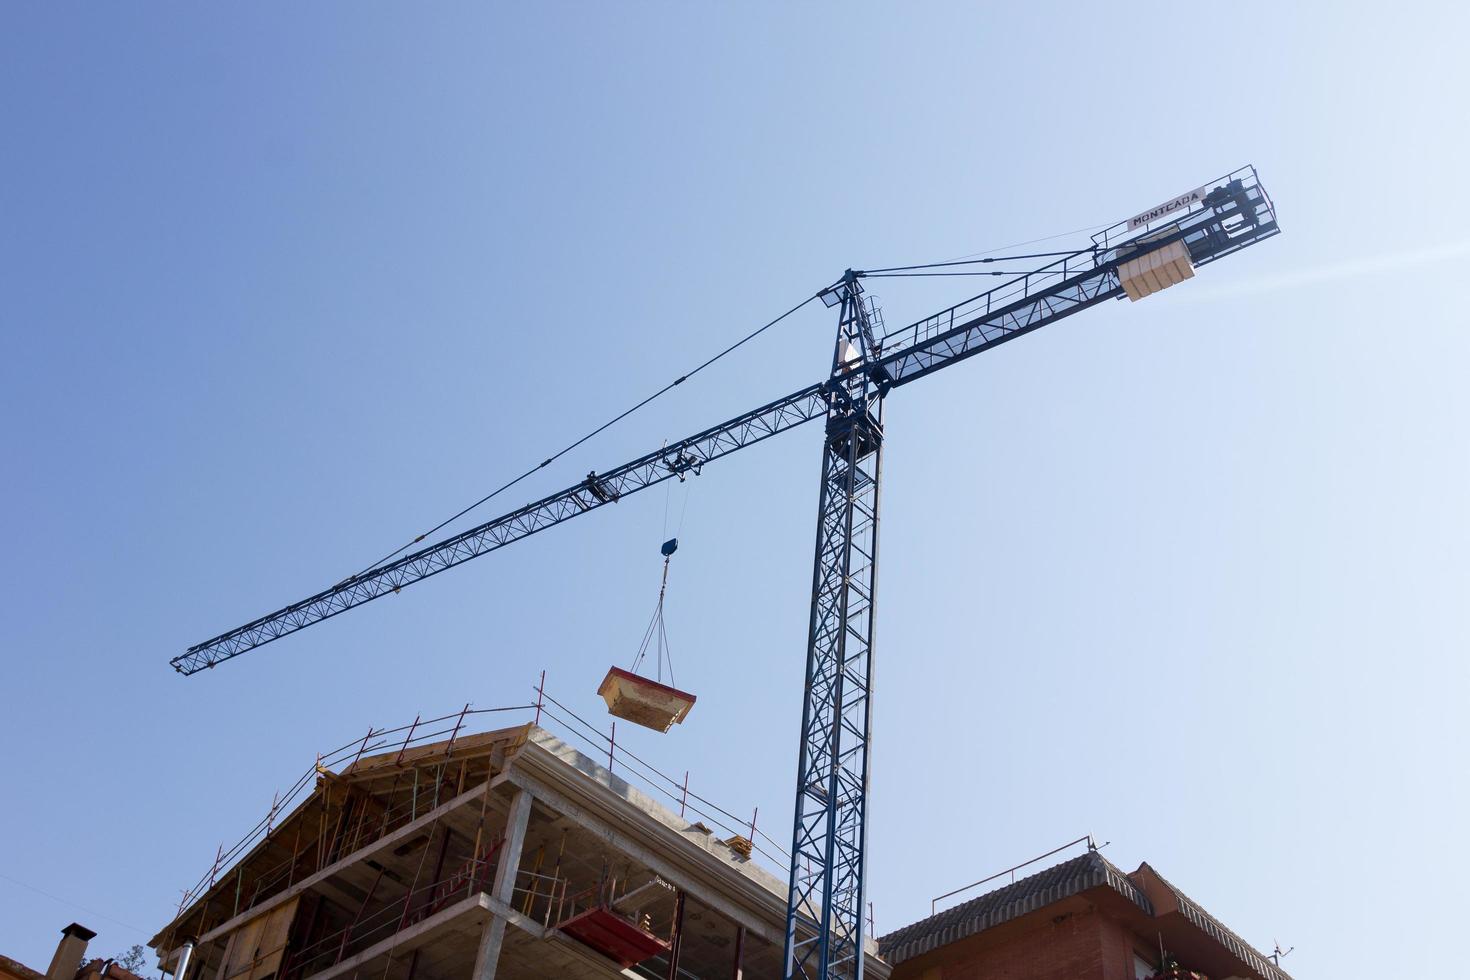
[541,932,649,979]
[502,767,783,948]
[300,891,551,980]
[302,894,491,980]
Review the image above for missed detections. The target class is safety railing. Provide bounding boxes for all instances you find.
[879,244,1100,356]
[878,164,1277,363]
[176,703,536,919]
[170,680,791,941]
[281,859,568,979]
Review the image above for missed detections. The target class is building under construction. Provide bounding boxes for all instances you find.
[139,705,1293,980]
[148,714,890,980]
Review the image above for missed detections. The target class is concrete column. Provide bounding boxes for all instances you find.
[470,788,532,980]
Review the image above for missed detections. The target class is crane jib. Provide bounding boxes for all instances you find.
[173,165,1278,676]
[172,384,833,673]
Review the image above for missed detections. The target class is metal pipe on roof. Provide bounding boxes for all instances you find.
[171,941,195,980]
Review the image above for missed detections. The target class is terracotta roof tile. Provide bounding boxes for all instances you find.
[1137,863,1293,980]
[0,954,46,980]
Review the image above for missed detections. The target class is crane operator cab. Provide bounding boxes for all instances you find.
[598,537,697,732]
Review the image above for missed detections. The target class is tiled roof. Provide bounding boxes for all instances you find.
[1139,864,1294,980]
[878,850,1152,965]
[0,954,45,980]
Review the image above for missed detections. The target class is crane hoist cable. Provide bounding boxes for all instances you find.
[630,538,680,687]
[597,533,697,733]
[660,444,696,543]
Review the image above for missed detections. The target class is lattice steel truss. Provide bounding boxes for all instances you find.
[782,274,884,980]
[170,385,832,673]
[174,166,1277,677]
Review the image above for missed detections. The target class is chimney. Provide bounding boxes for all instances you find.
[45,924,96,980]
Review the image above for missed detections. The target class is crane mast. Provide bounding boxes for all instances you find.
[784,272,885,979]
[172,166,1279,980]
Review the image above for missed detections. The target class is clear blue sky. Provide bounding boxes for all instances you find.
[2,4,1466,977]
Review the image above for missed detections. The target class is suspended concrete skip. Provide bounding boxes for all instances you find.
[598,666,697,733]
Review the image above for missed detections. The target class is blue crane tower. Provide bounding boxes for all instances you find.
[171,166,1279,980]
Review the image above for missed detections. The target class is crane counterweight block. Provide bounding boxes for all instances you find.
[1118,238,1195,300]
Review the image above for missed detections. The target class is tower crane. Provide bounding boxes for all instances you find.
[171,167,1279,980]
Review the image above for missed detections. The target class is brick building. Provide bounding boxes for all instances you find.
[878,850,1291,980]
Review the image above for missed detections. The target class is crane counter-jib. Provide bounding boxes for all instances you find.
[171,164,1278,678]
[874,164,1278,388]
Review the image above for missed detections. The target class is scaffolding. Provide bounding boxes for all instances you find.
[150,679,866,980]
